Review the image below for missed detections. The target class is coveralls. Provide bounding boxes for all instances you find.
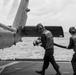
[68,33,76,75]
[40,29,60,74]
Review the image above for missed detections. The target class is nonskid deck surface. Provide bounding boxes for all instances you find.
[0,60,73,75]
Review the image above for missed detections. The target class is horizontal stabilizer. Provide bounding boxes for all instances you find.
[0,23,16,32]
[22,26,64,37]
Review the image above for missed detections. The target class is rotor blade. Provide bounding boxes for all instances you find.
[8,0,19,19]
[3,0,10,6]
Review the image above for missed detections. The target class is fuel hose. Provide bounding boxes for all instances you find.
[54,43,67,49]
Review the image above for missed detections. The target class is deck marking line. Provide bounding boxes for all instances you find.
[0,61,20,74]
[0,66,5,74]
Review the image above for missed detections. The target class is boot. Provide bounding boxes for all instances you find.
[55,65,61,75]
[36,70,45,75]
[55,72,61,75]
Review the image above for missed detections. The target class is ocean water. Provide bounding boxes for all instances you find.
[0,32,74,61]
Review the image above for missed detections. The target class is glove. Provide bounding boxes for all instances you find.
[33,39,41,46]
[33,40,37,46]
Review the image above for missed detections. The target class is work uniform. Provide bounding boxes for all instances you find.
[68,33,76,75]
[41,29,59,72]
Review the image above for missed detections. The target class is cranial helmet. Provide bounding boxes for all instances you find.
[36,23,45,31]
[69,27,76,34]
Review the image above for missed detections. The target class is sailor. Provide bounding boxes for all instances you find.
[34,23,61,75]
[66,27,76,75]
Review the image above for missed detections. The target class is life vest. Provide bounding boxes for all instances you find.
[41,29,54,49]
[71,34,76,52]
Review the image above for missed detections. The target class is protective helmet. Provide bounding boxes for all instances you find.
[36,23,45,31]
[69,27,76,34]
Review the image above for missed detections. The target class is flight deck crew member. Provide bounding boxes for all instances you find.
[66,27,76,75]
[33,23,61,75]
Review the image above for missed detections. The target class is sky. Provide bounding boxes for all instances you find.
[0,0,76,32]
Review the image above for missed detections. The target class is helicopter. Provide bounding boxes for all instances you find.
[0,0,30,49]
[0,0,64,49]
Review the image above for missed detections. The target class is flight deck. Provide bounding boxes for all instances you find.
[0,59,73,75]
